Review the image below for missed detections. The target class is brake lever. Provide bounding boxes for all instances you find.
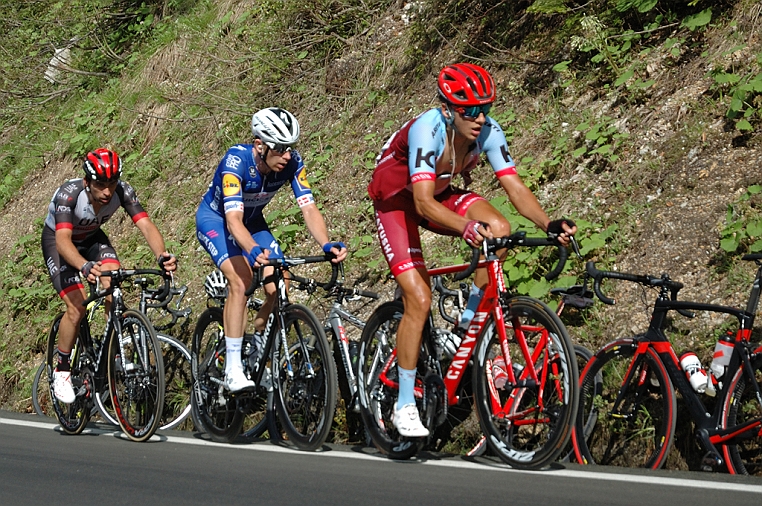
[569,236,582,259]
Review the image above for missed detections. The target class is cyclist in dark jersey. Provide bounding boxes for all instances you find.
[367,63,576,437]
[196,107,347,392]
[42,148,177,404]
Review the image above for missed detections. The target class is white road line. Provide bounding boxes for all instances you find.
[3,416,762,494]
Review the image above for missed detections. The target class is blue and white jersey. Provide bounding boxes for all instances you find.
[199,144,315,230]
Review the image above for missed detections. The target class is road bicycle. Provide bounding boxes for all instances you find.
[572,256,762,475]
[41,268,168,441]
[191,254,338,450]
[464,279,600,460]
[34,276,193,431]
[357,232,580,468]
[271,265,379,442]
[198,265,379,443]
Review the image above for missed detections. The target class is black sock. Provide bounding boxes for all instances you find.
[57,349,71,372]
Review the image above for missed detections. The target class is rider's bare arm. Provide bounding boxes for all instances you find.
[301,203,347,262]
[498,174,552,231]
[134,217,177,272]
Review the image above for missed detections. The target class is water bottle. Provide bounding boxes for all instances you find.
[491,356,508,389]
[679,352,709,394]
[709,333,734,380]
[434,328,462,360]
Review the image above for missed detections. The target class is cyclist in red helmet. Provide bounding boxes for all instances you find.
[41,148,177,404]
[368,63,576,437]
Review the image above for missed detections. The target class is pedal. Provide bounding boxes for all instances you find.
[700,451,723,472]
[696,429,723,472]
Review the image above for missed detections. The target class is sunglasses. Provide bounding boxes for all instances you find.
[452,103,492,119]
[264,141,293,154]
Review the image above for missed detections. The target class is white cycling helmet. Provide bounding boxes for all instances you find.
[250,107,300,147]
[204,270,228,300]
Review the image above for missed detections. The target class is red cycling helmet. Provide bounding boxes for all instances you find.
[83,148,121,182]
[438,63,496,106]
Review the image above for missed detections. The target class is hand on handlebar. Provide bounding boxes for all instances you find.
[157,252,177,273]
[462,220,491,248]
[546,218,577,247]
[245,246,270,269]
[322,242,347,263]
[81,260,103,284]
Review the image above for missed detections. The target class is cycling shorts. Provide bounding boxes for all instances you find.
[41,227,120,298]
[196,204,284,267]
[373,188,485,277]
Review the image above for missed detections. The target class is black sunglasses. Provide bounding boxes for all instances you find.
[264,141,293,154]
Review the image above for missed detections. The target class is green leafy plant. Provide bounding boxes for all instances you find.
[719,185,762,253]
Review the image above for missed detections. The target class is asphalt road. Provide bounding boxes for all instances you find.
[2,410,761,506]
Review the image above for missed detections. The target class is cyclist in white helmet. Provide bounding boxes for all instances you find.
[196,107,347,392]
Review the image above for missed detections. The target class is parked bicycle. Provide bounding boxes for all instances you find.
[191,254,338,450]
[572,256,762,475]
[41,267,168,441]
[34,275,193,431]
[357,232,580,468]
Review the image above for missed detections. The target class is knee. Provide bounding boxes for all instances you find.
[64,305,86,325]
[402,289,432,319]
[226,274,248,298]
[485,217,511,237]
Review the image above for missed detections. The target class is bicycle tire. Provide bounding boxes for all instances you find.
[559,344,601,463]
[190,307,244,442]
[721,346,762,476]
[46,313,91,435]
[272,304,337,451]
[472,296,578,469]
[239,387,276,440]
[572,338,676,469]
[108,309,165,442]
[32,360,53,418]
[329,328,365,443]
[357,301,425,460]
[157,333,193,431]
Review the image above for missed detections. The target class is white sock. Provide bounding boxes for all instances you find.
[225,336,243,374]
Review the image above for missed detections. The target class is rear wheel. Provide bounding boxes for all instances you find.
[722,347,762,476]
[559,344,601,462]
[473,296,578,469]
[32,360,53,418]
[157,334,193,431]
[47,313,91,435]
[572,338,676,469]
[357,301,425,460]
[272,304,337,451]
[190,307,243,442]
[108,309,165,442]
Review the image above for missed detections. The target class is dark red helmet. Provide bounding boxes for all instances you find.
[438,63,496,106]
[83,148,121,182]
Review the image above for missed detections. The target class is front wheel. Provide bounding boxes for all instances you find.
[473,296,579,469]
[356,301,425,460]
[272,304,337,451]
[108,309,165,442]
[721,346,762,476]
[572,338,676,469]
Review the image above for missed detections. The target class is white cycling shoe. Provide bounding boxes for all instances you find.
[392,403,430,437]
[224,367,255,392]
[52,370,76,404]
